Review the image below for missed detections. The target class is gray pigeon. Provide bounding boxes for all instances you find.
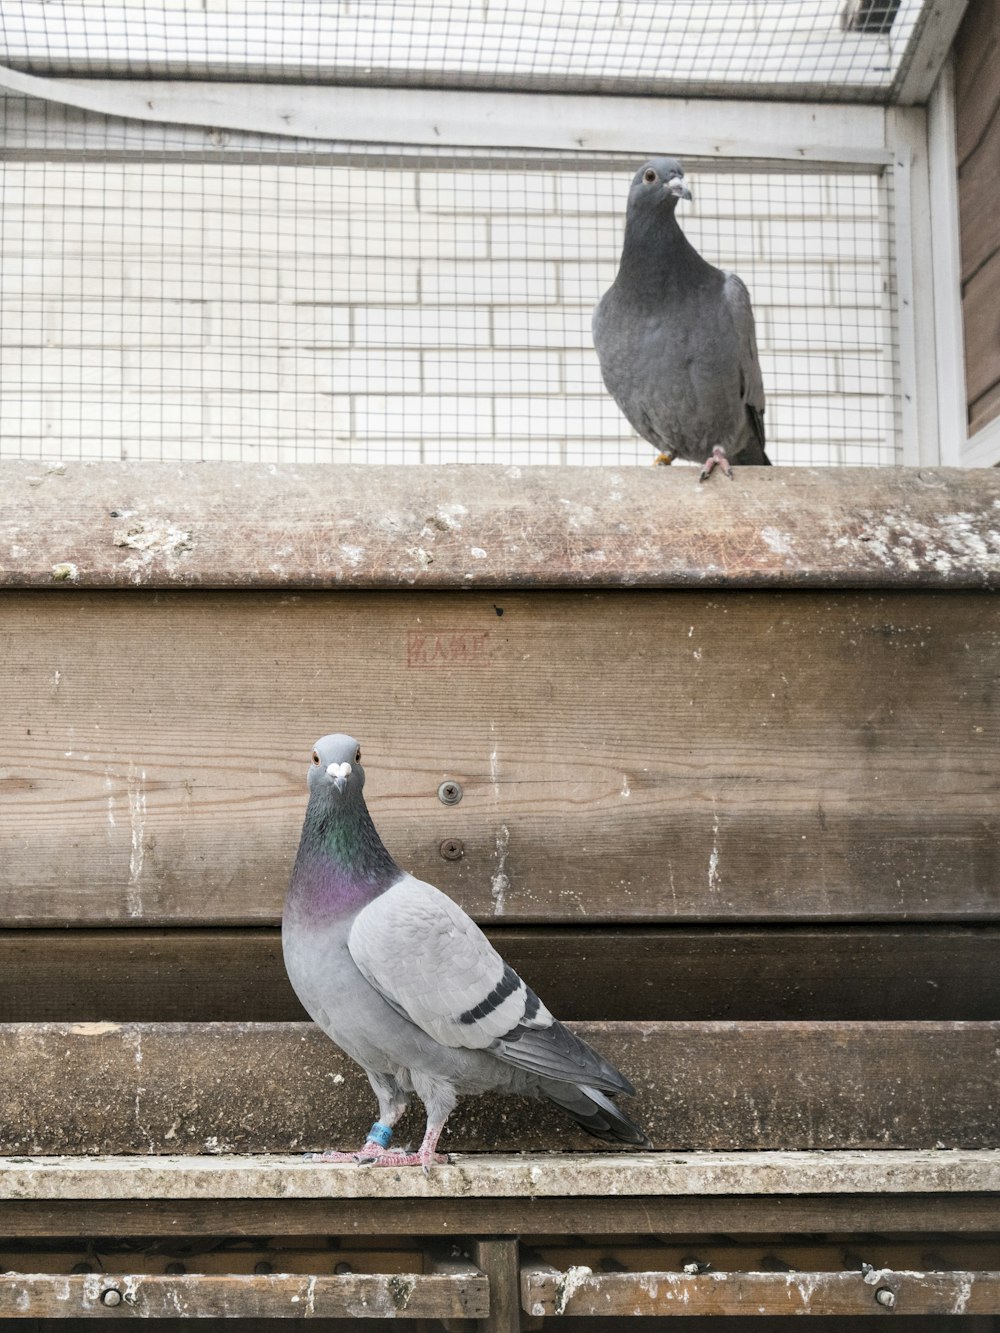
[282,733,650,1169]
[593,157,770,480]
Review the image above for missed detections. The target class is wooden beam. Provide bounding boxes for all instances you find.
[2,462,1000,591]
[521,1263,1000,1317]
[4,927,999,1023]
[2,1194,996,1240]
[891,1,969,104]
[2,588,998,927]
[0,69,893,161]
[471,1240,520,1333]
[1,1023,997,1154]
[0,1271,489,1319]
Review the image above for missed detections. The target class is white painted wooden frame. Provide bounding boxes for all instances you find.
[0,63,964,466]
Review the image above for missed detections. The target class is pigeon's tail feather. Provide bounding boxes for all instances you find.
[542,1080,652,1148]
[737,407,770,465]
[496,1017,635,1095]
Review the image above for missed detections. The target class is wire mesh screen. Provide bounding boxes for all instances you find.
[0,94,900,467]
[2,1,931,101]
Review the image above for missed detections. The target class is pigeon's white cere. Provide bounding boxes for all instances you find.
[326,761,352,780]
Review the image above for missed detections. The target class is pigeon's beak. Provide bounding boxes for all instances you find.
[666,178,692,202]
[326,761,352,792]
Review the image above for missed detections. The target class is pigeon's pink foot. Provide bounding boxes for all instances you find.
[356,1121,449,1174]
[699,446,734,481]
[357,1147,451,1170]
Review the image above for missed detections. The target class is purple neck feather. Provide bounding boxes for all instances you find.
[288,786,400,920]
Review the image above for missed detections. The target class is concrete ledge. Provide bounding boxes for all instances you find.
[2,1151,999,1202]
[3,462,1000,589]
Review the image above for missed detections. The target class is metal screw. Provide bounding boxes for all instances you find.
[874,1288,896,1309]
[439,838,465,861]
[437,780,463,806]
[100,1289,122,1307]
[334,1262,354,1275]
[253,1261,273,1275]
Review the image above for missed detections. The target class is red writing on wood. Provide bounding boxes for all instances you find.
[406,630,491,668]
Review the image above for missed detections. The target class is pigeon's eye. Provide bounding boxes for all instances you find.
[643,168,657,183]
[355,747,361,763]
[311,751,320,765]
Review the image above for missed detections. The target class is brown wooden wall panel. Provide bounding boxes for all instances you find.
[956,0,1000,433]
[2,927,998,1022]
[964,248,1000,408]
[2,588,997,926]
[2,1021,997,1154]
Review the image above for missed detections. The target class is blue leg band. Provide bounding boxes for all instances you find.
[367,1121,393,1149]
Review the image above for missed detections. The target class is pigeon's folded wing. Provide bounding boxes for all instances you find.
[348,874,632,1093]
[724,271,766,448]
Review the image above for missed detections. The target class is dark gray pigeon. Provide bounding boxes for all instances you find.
[593,156,770,480]
[282,733,650,1169]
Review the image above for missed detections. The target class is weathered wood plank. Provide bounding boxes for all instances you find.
[958,95,1000,282]
[2,462,1000,590]
[532,1241,1000,1275]
[954,0,1000,166]
[963,248,1000,406]
[521,1264,1000,1317]
[3,1195,997,1240]
[471,1240,520,1333]
[4,927,999,1022]
[1,1022,997,1154]
[3,1149,998,1200]
[2,589,997,925]
[0,1271,489,1319]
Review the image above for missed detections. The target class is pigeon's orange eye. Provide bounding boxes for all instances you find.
[355,748,361,763]
[643,169,656,183]
[311,751,320,765]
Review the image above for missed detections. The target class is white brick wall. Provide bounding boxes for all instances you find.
[0,138,899,465]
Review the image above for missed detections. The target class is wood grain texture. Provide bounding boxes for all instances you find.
[2,589,997,926]
[3,1195,997,1240]
[958,93,1000,283]
[955,0,1000,166]
[3,927,999,1022]
[1,1021,996,1154]
[521,1264,1000,1317]
[963,248,1000,407]
[2,462,1000,590]
[0,1271,489,1319]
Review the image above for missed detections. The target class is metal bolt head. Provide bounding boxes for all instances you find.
[100,1289,122,1307]
[874,1288,896,1309]
[439,838,465,861]
[437,780,463,806]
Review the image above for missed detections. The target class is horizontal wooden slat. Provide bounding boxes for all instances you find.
[0,1270,488,1319]
[3,927,999,1022]
[2,588,997,926]
[4,1195,997,1242]
[1,1022,997,1154]
[530,1242,1000,1274]
[521,1264,1000,1317]
[4,1149,998,1202]
[2,462,1000,590]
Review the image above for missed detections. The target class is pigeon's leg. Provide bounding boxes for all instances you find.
[699,446,735,482]
[357,1077,454,1172]
[306,1076,409,1163]
[652,450,676,466]
[352,1077,412,1163]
